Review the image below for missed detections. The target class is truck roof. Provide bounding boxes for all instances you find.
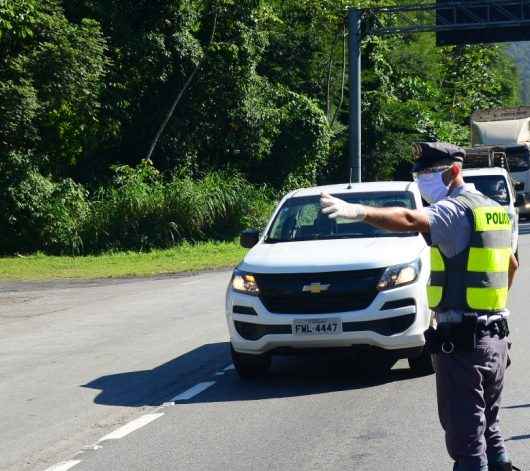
[290,181,417,198]
[462,167,509,177]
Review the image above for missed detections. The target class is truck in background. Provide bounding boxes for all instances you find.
[468,106,530,218]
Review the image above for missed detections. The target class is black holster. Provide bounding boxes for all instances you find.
[424,316,477,354]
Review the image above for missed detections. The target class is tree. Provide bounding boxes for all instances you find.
[0,0,107,177]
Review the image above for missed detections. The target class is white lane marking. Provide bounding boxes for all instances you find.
[98,413,164,441]
[223,364,235,371]
[170,381,216,402]
[43,460,82,471]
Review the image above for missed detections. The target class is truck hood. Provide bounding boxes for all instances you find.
[239,236,427,274]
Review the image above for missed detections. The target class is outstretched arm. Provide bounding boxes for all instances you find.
[320,192,430,234]
[364,206,430,233]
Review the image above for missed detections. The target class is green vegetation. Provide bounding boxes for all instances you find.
[0,158,275,254]
[0,241,246,281]
[0,0,522,261]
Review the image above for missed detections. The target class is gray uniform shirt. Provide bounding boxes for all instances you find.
[423,184,509,324]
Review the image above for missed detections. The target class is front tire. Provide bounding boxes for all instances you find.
[408,348,434,376]
[231,344,271,379]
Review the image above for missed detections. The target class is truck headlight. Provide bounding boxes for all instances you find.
[232,269,260,296]
[377,259,421,291]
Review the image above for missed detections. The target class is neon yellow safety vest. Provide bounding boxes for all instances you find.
[428,192,512,312]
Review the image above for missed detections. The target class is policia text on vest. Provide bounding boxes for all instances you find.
[483,210,510,226]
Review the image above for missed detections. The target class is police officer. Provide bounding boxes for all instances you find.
[320,142,520,471]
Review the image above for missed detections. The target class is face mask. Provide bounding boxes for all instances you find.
[417,171,449,204]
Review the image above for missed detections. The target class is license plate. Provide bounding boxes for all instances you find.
[293,318,342,336]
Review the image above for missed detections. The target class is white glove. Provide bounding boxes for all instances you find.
[320,192,366,222]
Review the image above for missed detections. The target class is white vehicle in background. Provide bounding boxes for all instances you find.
[225,182,433,379]
[462,167,519,256]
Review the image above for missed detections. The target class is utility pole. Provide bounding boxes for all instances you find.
[348,8,362,183]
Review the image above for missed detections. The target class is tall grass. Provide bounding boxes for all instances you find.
[83,171,275,253]
[0,160,277,255]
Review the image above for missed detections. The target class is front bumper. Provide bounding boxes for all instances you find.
[226,281,431,356]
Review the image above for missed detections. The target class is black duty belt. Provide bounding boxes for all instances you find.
[424,317,510,354]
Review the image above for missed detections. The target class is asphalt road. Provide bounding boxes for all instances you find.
[1,228,530,471]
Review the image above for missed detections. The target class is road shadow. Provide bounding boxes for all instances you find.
[83,342,427,407]
[184,356,424,405]
[82,342,230,407]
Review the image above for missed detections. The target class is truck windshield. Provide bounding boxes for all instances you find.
[463,175,510,206]
[506,147,530,172]
[266,191,417,243]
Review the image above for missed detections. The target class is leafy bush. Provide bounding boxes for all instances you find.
[41,179,90,255]
[0,151,53,254]
[0,152,92,255]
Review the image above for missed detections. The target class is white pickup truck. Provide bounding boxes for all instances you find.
[225,181,433,379]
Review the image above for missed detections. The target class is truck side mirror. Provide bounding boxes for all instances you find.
[515,193,525,208]
[513,181,524,192]
[240,229,260,248]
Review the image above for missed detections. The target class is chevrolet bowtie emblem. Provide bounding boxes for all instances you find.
[302,283,331,294]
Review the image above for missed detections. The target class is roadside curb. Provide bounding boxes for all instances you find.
[0,266,235,292]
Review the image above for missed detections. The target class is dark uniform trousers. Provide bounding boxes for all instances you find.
[433,331,509,470]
